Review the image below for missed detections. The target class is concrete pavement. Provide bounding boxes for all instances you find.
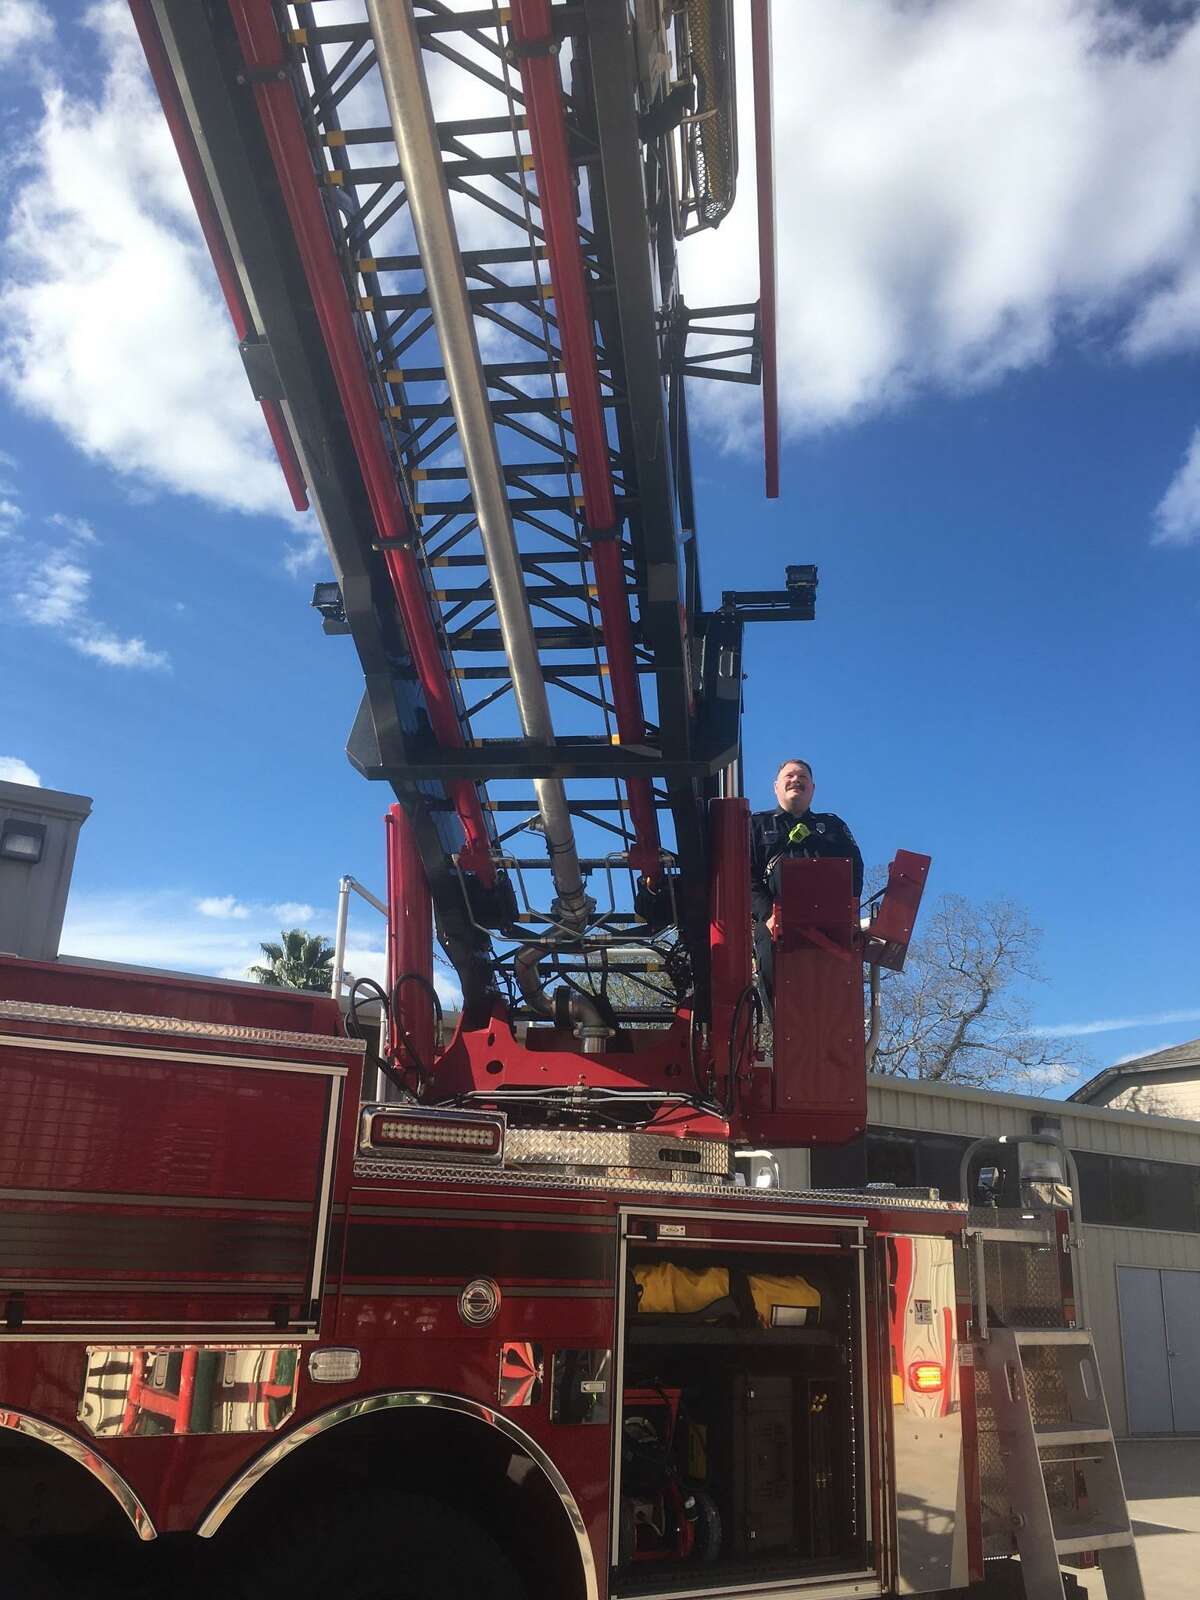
[1068,1439,1200,1599]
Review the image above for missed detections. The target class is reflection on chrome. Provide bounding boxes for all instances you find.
[78,1346,300,1438]
[499,1341,544,1407]
[0,1408,155,1540]
[887,1234,967,1590]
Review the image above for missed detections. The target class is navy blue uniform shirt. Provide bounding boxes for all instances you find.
[749,807,864,919]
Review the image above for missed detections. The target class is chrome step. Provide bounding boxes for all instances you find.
[1012,1328,1092,1346]
[1034,1424,1114,1448]
[1053,1523,1135,1556]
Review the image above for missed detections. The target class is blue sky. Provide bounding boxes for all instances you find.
[1,1,1198,1091]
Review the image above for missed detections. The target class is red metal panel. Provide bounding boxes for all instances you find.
[743,857,866,1145]
[864,850,931,972]
[225,0,493,883]
[708,797,753,1113]
[126,0,308,512]
[0,953,347,1040]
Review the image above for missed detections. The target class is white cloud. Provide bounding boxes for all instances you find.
[0,2,307,536]
[60,885,463,1005]
[8,518,169,670]
[0,497,23,535]
[46,511,98,544]
[196,895,252,920]
[678,0,1200,525]
[1034,1006,1200,1038]
[73,629,168,669]
[0,1,51,65]
[63,890,272,977]
[1152,426,1200,546]
[17,557,90,628]
[0,756,41,785]
[341,932,463,1010]
[272,901,318,925]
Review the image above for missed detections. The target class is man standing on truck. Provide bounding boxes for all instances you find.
[751,759,863,1012]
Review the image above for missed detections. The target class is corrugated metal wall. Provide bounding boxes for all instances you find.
[866,1074,1200,1165]
[1080,1228,1200,1436]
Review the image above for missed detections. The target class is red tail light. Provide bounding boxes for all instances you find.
[908,1361,945,1393]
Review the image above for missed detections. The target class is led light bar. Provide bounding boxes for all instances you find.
[358,1105,505,1166]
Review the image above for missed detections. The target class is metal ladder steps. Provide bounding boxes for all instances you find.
[1034,1425,1114,1447]
[1051,1522,1136,1556]
[1012,1329,1093,1346]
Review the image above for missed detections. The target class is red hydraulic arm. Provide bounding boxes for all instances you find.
[385,802,435,1077]
[509,0,662,880]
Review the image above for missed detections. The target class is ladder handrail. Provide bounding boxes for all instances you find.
[959,1132,1089,1336]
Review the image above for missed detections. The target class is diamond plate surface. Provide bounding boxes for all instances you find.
[504,1126,731,1180]
[0,998,365,1054]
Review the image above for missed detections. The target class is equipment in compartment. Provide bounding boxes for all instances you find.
[618,1242,864,1589]
[618,1388,722,1568]
[747,1272,822,1328]
[730,1373,796,1554]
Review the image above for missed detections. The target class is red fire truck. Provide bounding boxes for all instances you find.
[0,4,1143,1598]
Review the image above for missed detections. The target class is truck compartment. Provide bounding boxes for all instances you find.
[614,1240,868,1596]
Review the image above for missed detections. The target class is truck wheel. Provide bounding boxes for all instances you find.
[234,1490,528,1600]
[0,1538,64,1600]
[691,1489,722,1563]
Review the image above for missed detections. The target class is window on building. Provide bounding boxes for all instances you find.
[866,1130,919,1188]
[1071,1150,1114,1226]
[1071,1150,1200,1233]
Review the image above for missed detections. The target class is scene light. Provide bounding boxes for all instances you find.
[308,1348,361,1383]
[359,1106,505,1164]
[0,820,46,864]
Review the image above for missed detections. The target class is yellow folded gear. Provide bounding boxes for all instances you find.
[634,1262,730,1315]
[748,1273,821,1329]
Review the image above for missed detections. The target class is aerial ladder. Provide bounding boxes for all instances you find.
[130,0,918,1154]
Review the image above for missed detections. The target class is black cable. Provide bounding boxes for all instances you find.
[390,972,444,1084]
[346,977,408,1097]
[726,984,762,1118]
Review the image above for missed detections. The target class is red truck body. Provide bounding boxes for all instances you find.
[0,952,991,1599]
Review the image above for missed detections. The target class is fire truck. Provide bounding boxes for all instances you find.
[0,4,1145,1598]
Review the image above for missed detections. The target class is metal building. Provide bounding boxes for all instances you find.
[773,1073,1200,1439]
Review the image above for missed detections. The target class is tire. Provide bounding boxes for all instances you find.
[691,1489,722,1564]
[0,1538,65,1600]
[233,1489,528,1600]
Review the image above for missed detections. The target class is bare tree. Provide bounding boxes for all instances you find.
[868,891,1088,1091]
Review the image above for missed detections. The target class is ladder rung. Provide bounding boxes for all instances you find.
[1053,1524,1134,1555]
[1013,1328,1092,1346]
[1035,1424,1114,1448]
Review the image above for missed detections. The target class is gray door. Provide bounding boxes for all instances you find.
[1163,1269,1200,1433]
[1118,1267,1174,1434]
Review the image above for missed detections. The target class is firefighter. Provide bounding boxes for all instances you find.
[751,758,863,1012]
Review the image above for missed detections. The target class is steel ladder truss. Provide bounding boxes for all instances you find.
[134,0,793,1123]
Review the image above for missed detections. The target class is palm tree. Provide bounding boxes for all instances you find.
[249,929,335,993]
